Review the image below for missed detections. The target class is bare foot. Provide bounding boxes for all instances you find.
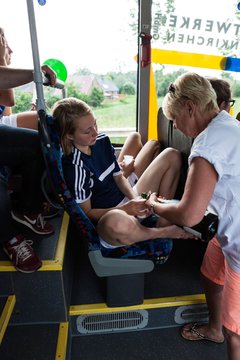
[181,323,224,344]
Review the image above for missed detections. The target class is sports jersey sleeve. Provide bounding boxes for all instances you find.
[0,105,5,119]
[62,154,92,204]
[62,134,125,208]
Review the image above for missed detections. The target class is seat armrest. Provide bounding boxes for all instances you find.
[88,250,154,277]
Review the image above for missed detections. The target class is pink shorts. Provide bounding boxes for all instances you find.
[201,237,240,335]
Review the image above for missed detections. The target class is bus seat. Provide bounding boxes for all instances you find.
[38,110,167,306]
[157,107,193,198]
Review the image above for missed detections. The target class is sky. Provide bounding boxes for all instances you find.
[1,0,138,76]
[1,0,239,79]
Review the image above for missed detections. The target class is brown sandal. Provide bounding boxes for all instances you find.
[181,323,224,344]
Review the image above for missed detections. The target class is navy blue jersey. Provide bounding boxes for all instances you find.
[62,133,125,208]
[0,105,5,119]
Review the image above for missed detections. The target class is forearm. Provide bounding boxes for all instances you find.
[149,199,206,227]
[151,202,185,225]
[0,67,33,89]
[0,62,15,105]
[148,158,218,227]
[114,174,135,200]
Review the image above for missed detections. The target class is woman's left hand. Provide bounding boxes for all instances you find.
[119,159,135,178]
[145,192,158,210]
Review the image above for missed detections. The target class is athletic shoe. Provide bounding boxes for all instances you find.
[3,234,42,273]
[41,202,60,219]
[11,210,54,235]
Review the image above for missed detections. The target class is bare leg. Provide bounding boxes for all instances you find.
[135,147,181,199]
[201,274,224,339]
[223,264,240,360]
[134,139,161,178]
[118,132,143,162]
[181,274,224,343]
[97,209,197,247]
[16,111,38,130]
[224,328,240,360]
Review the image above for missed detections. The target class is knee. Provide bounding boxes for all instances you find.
[97,209,134,247]
[162,147,182,169]
[147,139,161,152]
[129,132,142,147]
[147,139,158,146]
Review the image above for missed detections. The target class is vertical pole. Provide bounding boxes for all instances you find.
[137,0,152,143]
[26,0,46,112]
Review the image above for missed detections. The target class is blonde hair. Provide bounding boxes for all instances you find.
[162,72,219,120]
[52,97,93,155]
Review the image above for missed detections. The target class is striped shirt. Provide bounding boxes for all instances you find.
[62,133,125,208]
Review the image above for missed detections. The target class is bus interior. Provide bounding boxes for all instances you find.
[1,0,239,358]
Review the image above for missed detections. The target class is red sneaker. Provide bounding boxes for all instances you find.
[3,234,42,273]
[11,211,54,235]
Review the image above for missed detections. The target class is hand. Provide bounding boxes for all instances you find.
[122,198,151,217]
[30,102,37,111]
[145,192,158,210]
[119,158,135,178]
[0,33,8,65]
[41,64,57,86]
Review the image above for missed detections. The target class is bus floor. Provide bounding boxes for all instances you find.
[71,327,227,360]
[69,236,228,360]
[0,214,228,360]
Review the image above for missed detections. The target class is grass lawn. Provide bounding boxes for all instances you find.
[92,95,240,145]
[94,95,137,129]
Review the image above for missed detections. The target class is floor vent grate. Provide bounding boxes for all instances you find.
[76,310,148,334]
[174,304,209,325]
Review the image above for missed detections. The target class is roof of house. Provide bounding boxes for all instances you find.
[68,74,119,94]
[96,77,119,93]
[67,74,96,94]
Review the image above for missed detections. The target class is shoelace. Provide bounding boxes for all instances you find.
[36,214,46,229]
[16,240,34,264]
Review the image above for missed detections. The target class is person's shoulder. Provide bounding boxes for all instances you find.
[96,132,112,146]
[62,147,82,165]
[62,152,72,164]
[0,105,5,118]
[212,111,240,133]
[96,132,109,141]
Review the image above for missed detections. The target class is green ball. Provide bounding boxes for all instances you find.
[43,58,68,82]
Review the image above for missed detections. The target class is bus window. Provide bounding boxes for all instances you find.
[5,0,139,147]
[74,0,138,146]
[139,0,240,141]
